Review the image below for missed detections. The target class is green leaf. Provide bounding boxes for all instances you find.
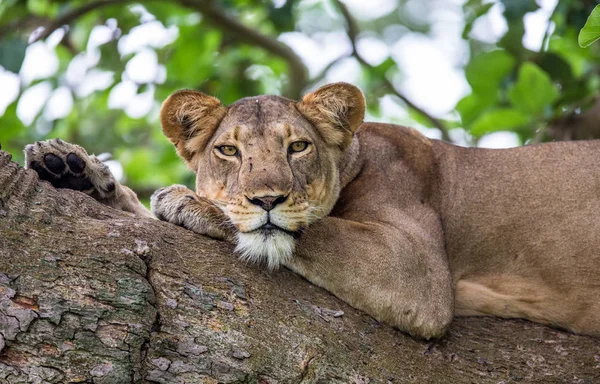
[456,94,493,126]
[0,0,24,21]
[27,0,58,17]
[458,50,516,126]
[508,62,559,115]
[470,108,531,137]
[268,0,296,32]
[165,26,221,86]
[550,30,590,78]
[535,52,574,84]
[372,57,396,78]
[578,4,600,48]
[0,37,27,73]
[465,50,516,103]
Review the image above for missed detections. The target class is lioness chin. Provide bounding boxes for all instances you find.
[26,83,600,340]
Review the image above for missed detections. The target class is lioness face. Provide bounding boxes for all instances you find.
[200,97,342,268]
[160,83,365,268]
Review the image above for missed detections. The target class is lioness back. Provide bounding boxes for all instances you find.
[435,139,600,334]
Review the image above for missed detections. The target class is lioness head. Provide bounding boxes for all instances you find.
[160,83,365,268]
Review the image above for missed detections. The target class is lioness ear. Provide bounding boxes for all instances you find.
[297,82,365,149]
[160,89,227,165]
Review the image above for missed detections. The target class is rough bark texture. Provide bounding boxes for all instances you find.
[0,149,598,383]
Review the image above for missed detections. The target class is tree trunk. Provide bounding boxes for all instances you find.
[0,149,598,384]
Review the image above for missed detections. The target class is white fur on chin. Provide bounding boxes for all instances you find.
[235,230,295,270]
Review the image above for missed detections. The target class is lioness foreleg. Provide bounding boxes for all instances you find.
[150,185,235,241]
[24,139,152,217]
[285,215,454,340]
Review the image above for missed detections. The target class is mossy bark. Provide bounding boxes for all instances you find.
[0,150,598,383]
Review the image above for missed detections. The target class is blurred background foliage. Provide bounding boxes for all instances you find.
[1,0,600,201]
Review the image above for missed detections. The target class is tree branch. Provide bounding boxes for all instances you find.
[0,15,47,41]
[333,0,453,142]
[548,96,600,141]
[16,0,308,100]
[30,0,130,42]
[2,146,599,382]
[176,0,308,100]
[11,0,445,133]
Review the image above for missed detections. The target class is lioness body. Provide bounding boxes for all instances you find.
[348,123,600,334]
[435,137,600,333]
[288,122,600,337]
[25,83,600,339]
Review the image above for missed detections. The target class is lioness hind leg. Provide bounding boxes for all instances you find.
[455,278,600,337]
[25,139,152,217]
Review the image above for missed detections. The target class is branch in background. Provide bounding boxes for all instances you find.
[4,0,441,131]
[333,0,453,142]
[8,0,308,99]
[548,96,600,141]
[31,0,131,42]
[0,15,47,41]
[177,0,308,100]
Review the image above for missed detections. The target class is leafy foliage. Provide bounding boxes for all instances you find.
[508,62,559,116]
[0,38,27,73]
[579,4,600,48]
[0,0,599,199]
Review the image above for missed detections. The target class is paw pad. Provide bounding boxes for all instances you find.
[25,139,115,196]
[66,153,86,174]
[33,152,94,191]
[43,153,65,174]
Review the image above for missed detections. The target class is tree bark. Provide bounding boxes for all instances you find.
[0,149,598,384]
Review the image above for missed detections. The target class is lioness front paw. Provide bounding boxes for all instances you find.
[151,185,234,240]
[25,139,116,200]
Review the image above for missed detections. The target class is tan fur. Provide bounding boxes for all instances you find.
[30,83,600,340]
[24,139,152,218]
[297,83,365,149]
[160,90,228,168]
[150,184,234,240]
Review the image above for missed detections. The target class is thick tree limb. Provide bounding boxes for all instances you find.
[332,0,453,142]
[0,150,599,382]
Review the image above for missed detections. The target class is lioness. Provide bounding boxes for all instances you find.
[24,83,600,339]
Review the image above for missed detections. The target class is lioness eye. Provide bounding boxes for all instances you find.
[290,141,309,153]
[217,145,238,156]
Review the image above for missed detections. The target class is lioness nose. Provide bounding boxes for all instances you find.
[247,195,288,211]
